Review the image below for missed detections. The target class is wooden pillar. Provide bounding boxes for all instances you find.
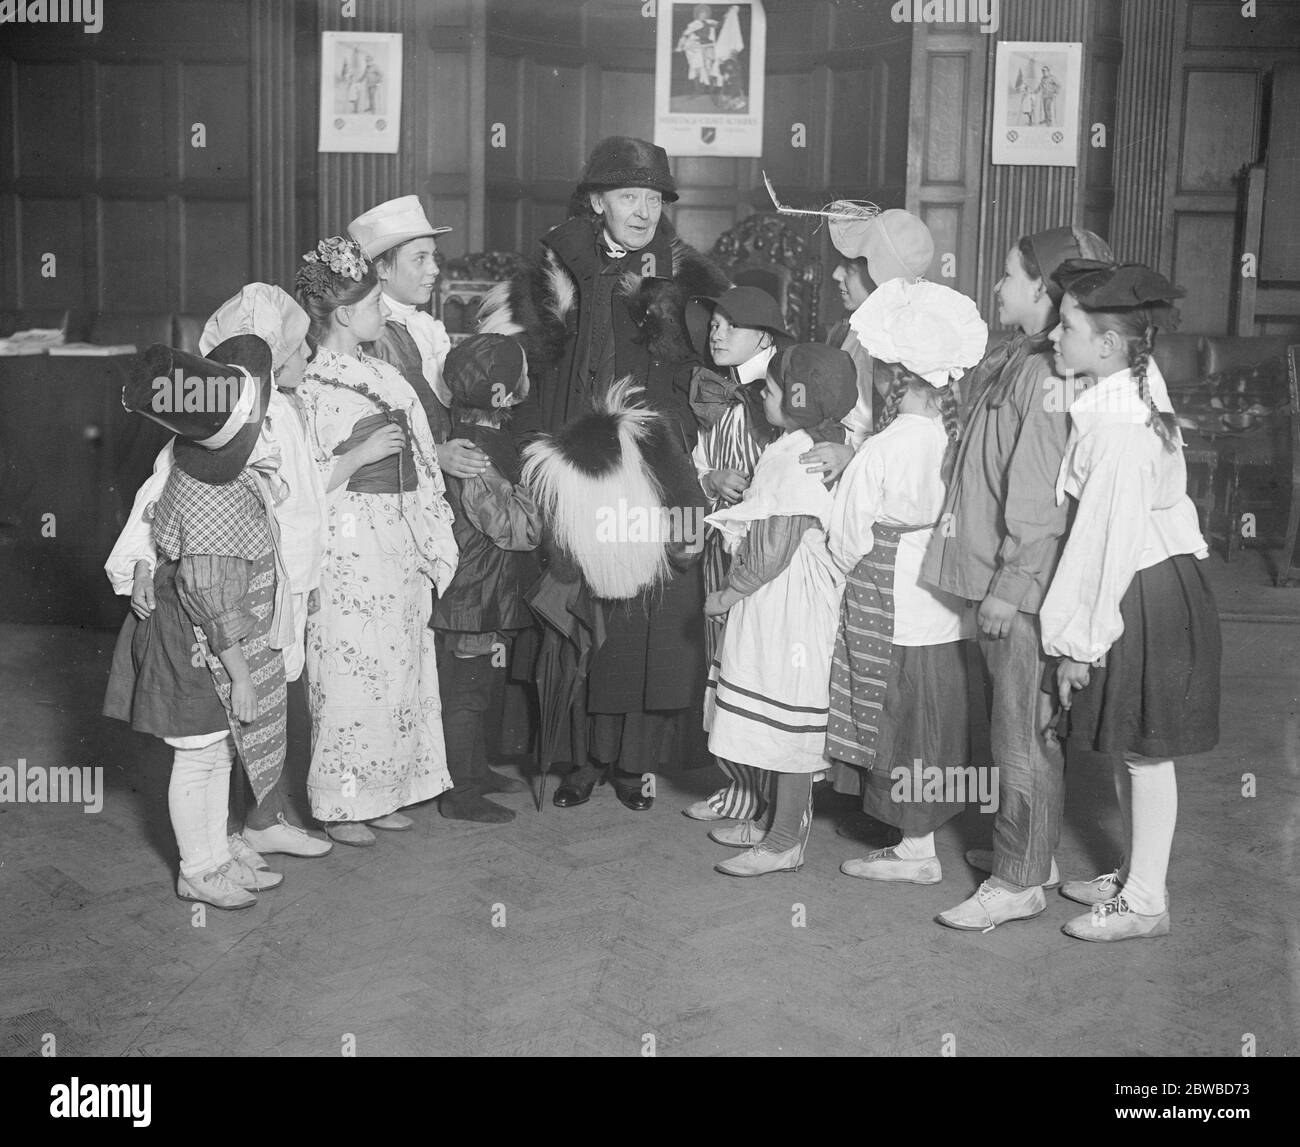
[1110,0,1177,270]
[250,0,299,286]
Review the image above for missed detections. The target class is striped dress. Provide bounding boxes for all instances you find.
[695,390,772,665]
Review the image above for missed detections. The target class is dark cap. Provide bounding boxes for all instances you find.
[443,333,528,412]
[769,342,857,438]
[577,136,678,203]
[698,285,789,338]
[1053,259,1186,310]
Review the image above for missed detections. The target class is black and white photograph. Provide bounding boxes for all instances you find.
[318,29,402,152]
[991,39,1082,165]
[0,0,1297,1098]
[656,0,766,156]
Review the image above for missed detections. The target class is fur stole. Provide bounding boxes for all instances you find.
[477,217,730,376]
[521,378,704,599]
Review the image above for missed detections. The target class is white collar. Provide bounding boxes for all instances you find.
[382,292,425,323]
[1067,360,1174,428]
[601,229,628,259]
[735,343,777,386]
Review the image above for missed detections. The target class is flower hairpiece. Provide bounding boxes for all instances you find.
[302,236,369,282]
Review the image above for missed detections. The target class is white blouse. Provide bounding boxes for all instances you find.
[1040,362,1208,664]
[827,412,970,647]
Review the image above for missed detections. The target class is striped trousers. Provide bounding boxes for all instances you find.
[706,757,773,820]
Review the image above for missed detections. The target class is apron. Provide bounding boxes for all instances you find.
[703,527,845,774]
[826,521,911,772]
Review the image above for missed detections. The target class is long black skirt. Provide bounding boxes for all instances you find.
[1066,553,1221,758]
[832,640,971,834]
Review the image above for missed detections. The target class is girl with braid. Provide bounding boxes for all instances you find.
[1044,260,1221,943]
[824,280,988,886]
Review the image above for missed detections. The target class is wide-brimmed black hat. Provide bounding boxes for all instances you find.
[697,285,790,339]
[577,136,678,203]
[123,334,274,485]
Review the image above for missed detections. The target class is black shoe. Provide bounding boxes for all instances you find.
[610,773,653,812]
[553,779,596,808]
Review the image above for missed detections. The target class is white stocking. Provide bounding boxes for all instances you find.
[1121,754,1176,914]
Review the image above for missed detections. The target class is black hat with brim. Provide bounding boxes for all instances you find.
[123,334,274,485]
[697,285,791,339]
[576,136,679,203]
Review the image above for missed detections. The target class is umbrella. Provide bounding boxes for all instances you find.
[525,568,605,811]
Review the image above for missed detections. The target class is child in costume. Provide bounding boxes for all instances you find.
[682,286,785,826]
[1044,259,1221,942]
[105,284,333,868]
[295,236,459,848]
[431,334,542,824]
[921,225,1113,933]
[104,335,291,909]
[702,343,857,875]
[825,279,986,885]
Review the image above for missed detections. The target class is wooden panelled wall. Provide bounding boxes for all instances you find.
[0,0,263,320]
[309,0,484,261]
[1149,0,1300,335]
[483,0,911,260]
[907,0,1300,334]
[906,0,1121,320]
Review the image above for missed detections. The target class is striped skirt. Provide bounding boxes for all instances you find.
[825,526,902,769]
[196,549,287,802]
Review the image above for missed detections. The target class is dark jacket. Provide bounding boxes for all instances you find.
[431,421,542,634]
[481,214,726,716]
[479,214,730,448]
[365,321,453,444]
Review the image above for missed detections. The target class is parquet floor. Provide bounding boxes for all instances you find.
[1,555,1297,1057]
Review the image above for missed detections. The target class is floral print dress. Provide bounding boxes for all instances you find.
[298,347,459,822]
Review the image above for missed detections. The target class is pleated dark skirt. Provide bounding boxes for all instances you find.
[832,640,971,834]
[1066,553,1221,758]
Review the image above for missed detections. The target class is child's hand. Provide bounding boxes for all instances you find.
[437,438,490,480]
[1055,658,1091,710]
[800,441,854,482]
[704,589,734,617]
[977,594,1018,639]
[352,423,407,466]
[130,561,155,619]
[230,679,259,724]
[706,469,749,503]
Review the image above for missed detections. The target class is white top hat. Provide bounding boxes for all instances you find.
[348,195,451,259]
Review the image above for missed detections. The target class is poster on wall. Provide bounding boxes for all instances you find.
[318,31,402,154]
[991,41,1082,167]
[654,1,766,158]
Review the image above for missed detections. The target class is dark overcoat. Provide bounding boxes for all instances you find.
[479,212,730,715]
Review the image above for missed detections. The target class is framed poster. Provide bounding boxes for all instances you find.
[654,1,766,158]
[318,31,402,154]
[991,41,1082,167]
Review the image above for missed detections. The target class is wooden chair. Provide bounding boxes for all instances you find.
[435,252,525,342]
[711,214,822,341]
[1275,345,1300,585]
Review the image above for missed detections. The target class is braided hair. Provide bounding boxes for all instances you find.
[1076,302,1181,453]
[876,362,962,485]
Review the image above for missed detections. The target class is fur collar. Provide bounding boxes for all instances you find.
[477,217,730,374]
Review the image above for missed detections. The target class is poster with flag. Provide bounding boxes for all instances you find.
[654,1,765,158]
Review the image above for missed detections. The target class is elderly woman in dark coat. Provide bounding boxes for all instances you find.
[479,135,730,811]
